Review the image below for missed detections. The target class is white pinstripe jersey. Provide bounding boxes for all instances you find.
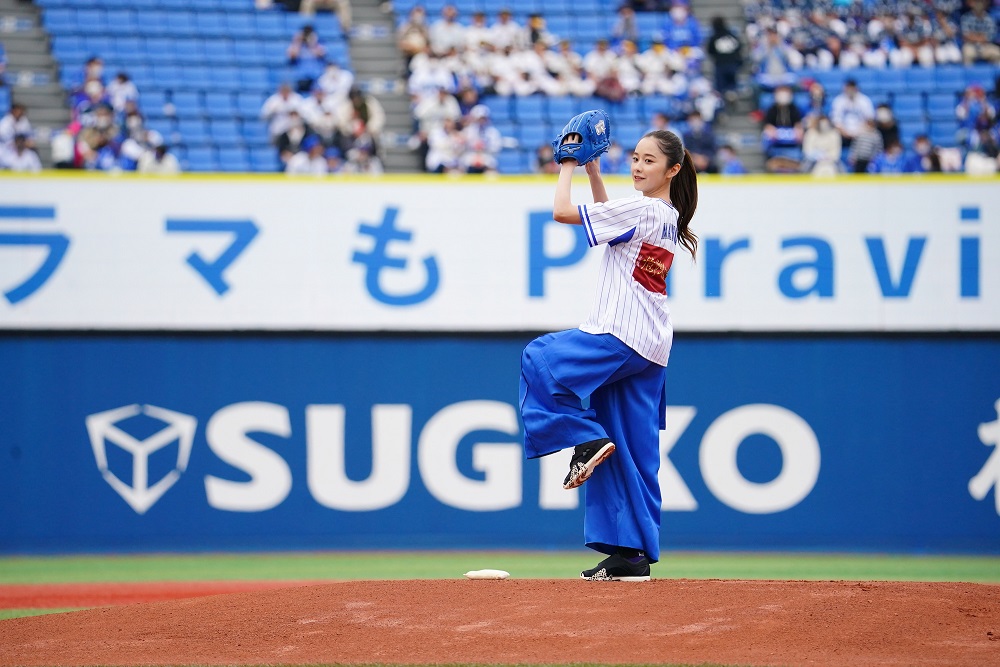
[578,196,680,366]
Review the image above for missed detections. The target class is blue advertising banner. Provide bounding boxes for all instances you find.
[1,334,998,554]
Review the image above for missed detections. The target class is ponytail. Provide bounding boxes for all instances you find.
[643,131,699,259]
[670,149,699,259]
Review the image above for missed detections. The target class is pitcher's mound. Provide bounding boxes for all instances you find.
[2,579,998,666]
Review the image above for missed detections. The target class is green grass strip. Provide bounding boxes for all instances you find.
[0,551,998,584]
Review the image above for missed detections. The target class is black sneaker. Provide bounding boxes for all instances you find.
[580,553,651,582]
[562,439,615,490]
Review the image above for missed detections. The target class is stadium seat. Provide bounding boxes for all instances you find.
[965,63,998,88]
[204,91,236,116]
[218,146,251,171]
[546,96,575,121]
[255,11,287,39]
[481,96,512,122]
[933,66,965,93]
[43,8,76,34]
[236,92,267,118]
[892,93,924,122]
[497,149,524,174]
[203,39,236,65]
[514,95,546,123]
[926,92,957,120]
[170,90,203,118]
[249,146,280,172]
[210,118,242,145]
[74,8,107,33]
[194,12,227,36]
[184,145,219,172]
[173,38,208,65]
[224,12,257,39]
[177,118,211,143]
[872,69,906,94]
[105,9,137,32]
[904,68,935,91]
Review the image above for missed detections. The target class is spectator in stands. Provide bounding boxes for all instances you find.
[70,80,108,124]
[0,103,33,152]
[465,12,492,52]
[413,86,461,171]
[929,9,963,66]
[286,134,329,175]
[489,9,527,52]
[297,0,351,35]
[287,24,328,93]
[136,143,181,175]
[707,16,744,102]
[456,86,481,117]
[336,86,385,156]
[1,134,41,173]
[611,5,639,49]
[530,14,558,47]
[584,39,620,84]
[848,118,883,174]
[534,144,560,174]
[867,140,915,174]
[325,145,344,173]
[752,27,799,89]
[430,5,466,57]
[460,104,501,173]
[425,116,465,173]
[874,104,900,149]
[261,82,304,145]
[761,84,804,173]
[717,144,747,175]
[408,48,458,100]
[800,79,827,122]
[896,6,935,68]
[398,6,431,72]
[662,0,703,62]
[830,78,874,149]
[801,114,842,176]
[344,136,384,174]
[544,40,589,87]
[960,0,1000,65]
[76,102,119,170]
[910,134,942,173]
[956,83,996,146]
[300,86,341,145]
[681,110,718,173]
[963,116,1000,174]
[637,38,688,96]
[316,61,355,104]
[275,110,311,165]
[82,56,104,86]
[647,111,671,133]
[106,72,138,116]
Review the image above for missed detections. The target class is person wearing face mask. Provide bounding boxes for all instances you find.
[801,114,842,176]
[662,1,703,62]
[874,104,899,148]
[908,134,941,173]
[830,79,874,149]
[681,111,718,173]
[762,84,804,173]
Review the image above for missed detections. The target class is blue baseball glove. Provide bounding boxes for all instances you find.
[551,109,612,165]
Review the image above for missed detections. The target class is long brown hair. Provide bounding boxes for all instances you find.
[643,130,699,258]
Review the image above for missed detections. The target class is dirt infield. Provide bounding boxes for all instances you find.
[2,579,998,666]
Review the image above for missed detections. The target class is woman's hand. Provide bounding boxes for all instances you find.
[584,160,601,178]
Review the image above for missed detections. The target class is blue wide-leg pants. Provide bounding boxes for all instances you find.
[519,329,666,562]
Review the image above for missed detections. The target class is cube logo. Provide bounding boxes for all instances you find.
[86,404,197,514]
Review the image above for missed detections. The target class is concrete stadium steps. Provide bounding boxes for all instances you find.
[348,0,421,172]
[0,0,71,166]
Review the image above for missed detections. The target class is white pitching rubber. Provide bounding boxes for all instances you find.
[464,569,510,580]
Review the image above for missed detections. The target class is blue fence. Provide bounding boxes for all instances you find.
[1,334,998,554]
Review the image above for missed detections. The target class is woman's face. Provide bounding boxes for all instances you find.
[631,136,674,195]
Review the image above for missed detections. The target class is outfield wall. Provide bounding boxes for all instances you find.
[0,174,998,554]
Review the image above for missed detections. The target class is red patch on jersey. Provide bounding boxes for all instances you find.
[632,242,674,294]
